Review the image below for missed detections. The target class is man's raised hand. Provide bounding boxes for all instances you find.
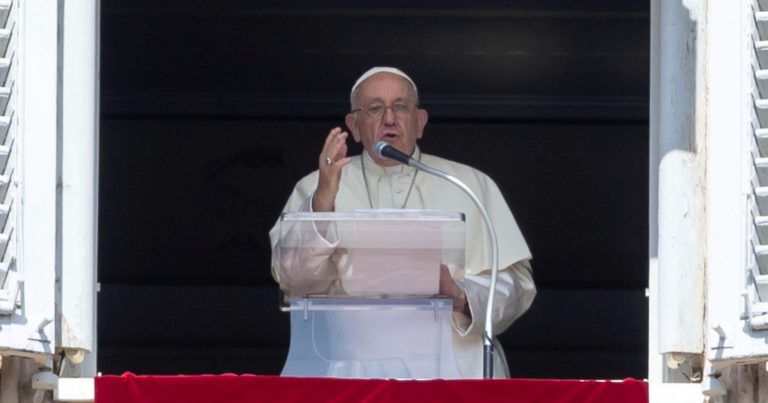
[312,127,353,212]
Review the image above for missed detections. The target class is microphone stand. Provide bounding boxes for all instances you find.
[405,158,500,379]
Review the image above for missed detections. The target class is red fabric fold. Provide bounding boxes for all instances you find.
[95,373,648,403]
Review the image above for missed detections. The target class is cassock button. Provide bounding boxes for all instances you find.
[394,188,403,194]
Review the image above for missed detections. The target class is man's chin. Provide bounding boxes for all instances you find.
[376,139,412,153]
[366,148,402,167]
[366,140,414,159]
[377,137,399,146]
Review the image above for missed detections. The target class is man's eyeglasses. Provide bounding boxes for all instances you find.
[351,102,416,120]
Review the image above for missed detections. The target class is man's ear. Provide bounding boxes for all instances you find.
[415,109,429,139]
[345,113,362,143]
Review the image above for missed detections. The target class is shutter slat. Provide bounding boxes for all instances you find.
[0,0,16,316]
[748,3,768,329]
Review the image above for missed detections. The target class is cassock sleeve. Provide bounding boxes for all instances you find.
[269,174,341,297]
[452,260,536,337]
[451,168,536,337]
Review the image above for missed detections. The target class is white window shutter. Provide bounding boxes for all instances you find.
[0,0,18,317]
[750,0,768,329]
[0,0,57,356]
[704,0,768,366]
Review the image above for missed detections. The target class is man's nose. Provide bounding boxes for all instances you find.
[382,107,396,124]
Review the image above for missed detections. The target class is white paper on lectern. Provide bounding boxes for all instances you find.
[340,210,442,296]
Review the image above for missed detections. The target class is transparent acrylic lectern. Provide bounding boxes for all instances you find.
[275,210,466,379]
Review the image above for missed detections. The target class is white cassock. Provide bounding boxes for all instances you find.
[269,146,536,378]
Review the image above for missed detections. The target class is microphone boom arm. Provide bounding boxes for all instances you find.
[408,158,500,379]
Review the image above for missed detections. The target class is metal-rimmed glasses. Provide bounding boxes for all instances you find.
[350,102,416,120]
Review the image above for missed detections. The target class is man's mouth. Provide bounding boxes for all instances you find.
[381,132,399,140]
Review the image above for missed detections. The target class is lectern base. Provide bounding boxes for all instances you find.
[282,297,461,379]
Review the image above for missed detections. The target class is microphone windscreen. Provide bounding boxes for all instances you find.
[373,141,389,159]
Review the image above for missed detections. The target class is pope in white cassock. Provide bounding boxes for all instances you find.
[269,67,536,378]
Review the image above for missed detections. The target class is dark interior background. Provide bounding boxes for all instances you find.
[98,0,649,379]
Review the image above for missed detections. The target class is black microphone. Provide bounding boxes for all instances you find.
[373,141,416,166]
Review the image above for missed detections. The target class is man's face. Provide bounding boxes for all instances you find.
[345,73,428,167]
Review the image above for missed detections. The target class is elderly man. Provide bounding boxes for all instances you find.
[269,67,536,378]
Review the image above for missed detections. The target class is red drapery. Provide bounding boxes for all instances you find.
[95,373,648,403]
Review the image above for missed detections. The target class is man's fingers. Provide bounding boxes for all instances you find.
[319,127,342,162]
[439,265,458,296]
[333,141,348,161]
[323,127,342,147]
[327,132,349,162]
[439,265,469,314]
[319,128,348,169]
